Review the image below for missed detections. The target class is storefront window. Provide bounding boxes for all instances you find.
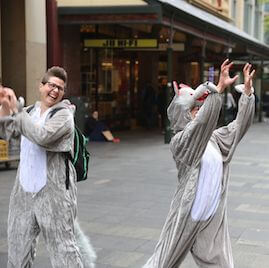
[81,45,138,130]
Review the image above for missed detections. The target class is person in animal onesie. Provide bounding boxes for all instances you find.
[0,67,96,268]
[143,60,255,268]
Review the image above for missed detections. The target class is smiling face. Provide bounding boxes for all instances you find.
[39,76,65,110]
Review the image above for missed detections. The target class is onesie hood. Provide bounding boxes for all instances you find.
[167,81,217,133]
[59,99,76,115]
[30,99,76,117]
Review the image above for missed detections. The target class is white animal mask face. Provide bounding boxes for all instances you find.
[167,81,217,133]
[174,82,210,108]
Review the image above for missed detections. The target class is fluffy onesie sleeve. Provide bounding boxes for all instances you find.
[0,116,20,140]
[170,93,223,172]
[212,92,255,163]
[12,108,74,152]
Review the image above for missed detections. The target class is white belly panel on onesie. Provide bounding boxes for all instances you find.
[191,141,223,221]
[19,107,51,193]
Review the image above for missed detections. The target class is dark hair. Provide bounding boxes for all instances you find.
[41,66,68,86]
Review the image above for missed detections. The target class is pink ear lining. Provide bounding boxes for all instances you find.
[173,81,180,96]
[179,83,190,88]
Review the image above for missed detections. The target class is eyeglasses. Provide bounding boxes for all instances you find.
[46,81,65,92]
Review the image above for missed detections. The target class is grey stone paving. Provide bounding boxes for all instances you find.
[0,122,269,267]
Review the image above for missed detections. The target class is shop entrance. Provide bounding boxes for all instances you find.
[81,47,141,131]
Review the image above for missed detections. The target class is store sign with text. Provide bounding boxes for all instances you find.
[84,39,158,48]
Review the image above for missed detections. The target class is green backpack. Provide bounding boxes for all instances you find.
[68,125,90,182]
[26,105,90,189]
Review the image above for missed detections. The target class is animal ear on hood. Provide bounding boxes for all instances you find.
[172,81,193,96]
[172,81,180,96]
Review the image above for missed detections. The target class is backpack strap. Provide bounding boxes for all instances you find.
[26,105,64,118]
[65,154,70,190]
[26,105,35,114]
[49,107,65,119]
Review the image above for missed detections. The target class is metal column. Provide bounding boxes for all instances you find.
[164,14,175,144]
[259,60,264,122]
[164,46,173,144]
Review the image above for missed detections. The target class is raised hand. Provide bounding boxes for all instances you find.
[243,63,255,96]
[216,59,238,94]
[0,87,18,116]
[0,86,9,116]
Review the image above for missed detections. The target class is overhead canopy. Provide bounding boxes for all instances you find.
[158,0,269,57]
[57,0,148,7]
[58,0,161,24]
[57,0,269,57]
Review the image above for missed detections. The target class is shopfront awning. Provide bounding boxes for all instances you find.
[57,0,148,7]
[57,0,269,57]
[58,1,162,24]
[158,0,269,57]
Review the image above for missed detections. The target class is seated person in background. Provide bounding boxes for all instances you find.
[85,111,120,143]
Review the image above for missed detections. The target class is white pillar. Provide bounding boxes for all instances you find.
[250,0,255,37]
[259,3,264,42]
[25,0,47,105]
[236,0,244,30]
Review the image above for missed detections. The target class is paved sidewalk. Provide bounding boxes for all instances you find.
[0,122,269,267]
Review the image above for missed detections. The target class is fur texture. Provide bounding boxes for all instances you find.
[75,221,97,268]
[234,84,254,94]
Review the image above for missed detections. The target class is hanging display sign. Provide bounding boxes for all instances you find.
[84,39,158,48]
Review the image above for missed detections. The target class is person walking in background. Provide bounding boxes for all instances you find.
[143,60,255,268]
[225,90,237,123]
[157,78,167,133]
[0,67,96,267]
[141,83,157,129]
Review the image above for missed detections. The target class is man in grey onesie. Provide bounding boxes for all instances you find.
[0,67,96,267]
[143,60,255,268]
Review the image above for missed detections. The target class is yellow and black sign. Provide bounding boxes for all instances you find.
[84,39,158,48]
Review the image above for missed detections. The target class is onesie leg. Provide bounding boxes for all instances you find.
[191,209,234,268]
[37,194,83,268]
[143,185,201,268]
[42,221,83,268]
[7,192,40,268]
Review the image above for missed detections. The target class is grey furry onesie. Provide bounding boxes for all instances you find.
[143,82,255,268]
[0,100,96,268]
